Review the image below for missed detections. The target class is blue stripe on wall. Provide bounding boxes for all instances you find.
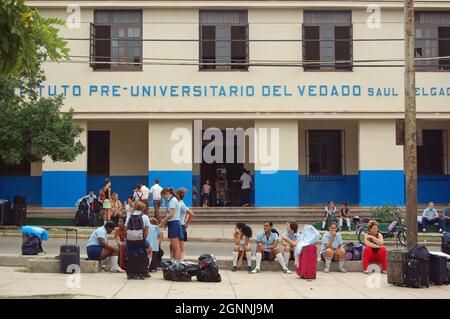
[87,176,148,201]
[299,175,359,205]
[254,170,298,207]
[359,170,405,206]
[149,170,193,207]
[42,171,87,208]
[0,176,42,205]
[418,175,450,204]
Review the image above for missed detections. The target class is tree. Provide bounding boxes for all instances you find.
[0,0,69,76]
[0,63,85,166]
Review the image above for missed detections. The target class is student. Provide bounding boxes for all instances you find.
[338,202,351,231]
[82,191,97,213]
[140,181,150,209]
[148,218,163,272]
[133,183,143,203]
[201,180,212,207]
[363,220,387,274]
[234,169,252,206]
[282,222,302,267]
[251,222,291,274]
[176,188,194,262]
[111,193,123,225]
[269,221,280,236]
[322,201,337,230]
[320,223,346,273]
[124,196,134,215]
[232,223,253,272]
[422,202,445,233]
[441,203,450,231]
[150,178,163,223]
[86,221,121,272]
[100,178,112,223]
[114,217,127,245]
[192,182,198,207]
[160,188,182,261]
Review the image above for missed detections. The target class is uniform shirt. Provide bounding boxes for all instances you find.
[87,226,108,247]
[125,211,150,229]
[150,184,163,201]
[147,224,161,252]
[320,231,342,254]
[422,208,438,219]
[140,185,150,201]
[167,196,181,222]
[179,200,189,226]
[240,173,252,189]
[256,231,279,252]
[283,231,302,242]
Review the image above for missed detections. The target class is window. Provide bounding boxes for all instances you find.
[415,12,450,70]
[302,11,352,71]
[90,10,142,71]
[0,160,31,176]
[418,130,445,175]
[199,11,249,71]
[88,131,110,176]
[307,130,343,175]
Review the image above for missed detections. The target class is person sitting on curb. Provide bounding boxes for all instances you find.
[441,203,450,232]
[322,201,337,230]
[363,220,387,274]
[281,222,302,268]
[320,223,346,273]
[338,202,352,231]
[86,221,121,272]
[232,223,253,272]
[422,202,445,233]
[251,222,291,274]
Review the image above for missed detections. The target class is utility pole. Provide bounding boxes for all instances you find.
[404,0,418,248]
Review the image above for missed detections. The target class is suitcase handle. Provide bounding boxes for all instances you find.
[63,228,78,245]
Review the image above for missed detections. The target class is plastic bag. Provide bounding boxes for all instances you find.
[20,226,48,241]
[294,225,320,258]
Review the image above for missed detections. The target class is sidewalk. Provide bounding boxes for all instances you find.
[0,266,449,299]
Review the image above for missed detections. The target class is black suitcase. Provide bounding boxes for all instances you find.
[0,201,12,226]
[149,248,164,272]
[60,228,80,274]
[405,258,429,288]
[13,203,27,226]
[387,250,408,286]
[74,210,89,226]
[429,254,449,285]
[125,252,149,276]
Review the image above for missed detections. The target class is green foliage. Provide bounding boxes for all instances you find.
[369,205,401,223]
[0,0,70,76]
[0,63,85,165]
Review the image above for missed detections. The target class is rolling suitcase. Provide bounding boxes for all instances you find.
[387,250,408,286]
[125,252,149,277]
[405,258,429,288]
[429,254,449,285]
[60,228,80,274]
[74,210,89,226]
[296,245,317,279]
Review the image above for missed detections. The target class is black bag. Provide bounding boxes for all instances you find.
[196,254,221,282]
[408,245,430,260]
[405,258,429,288]
[442,232,450,255]
[22,235,43,255]
[387,250,408,286]
[429,254,449,285]
[75,210,89,226]
[126,214,145,248]
[13,203,27,226]
[125,252,149,276]
[161,260,197,281]
[60,229,80,274]
[149,248,164,271]
[0,201,12,226]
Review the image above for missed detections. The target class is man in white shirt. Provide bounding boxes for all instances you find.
[235,170,252,207]
[150,178,163,223]
[140,181,150,213]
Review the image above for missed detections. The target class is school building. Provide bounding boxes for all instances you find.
[1,0,450,208]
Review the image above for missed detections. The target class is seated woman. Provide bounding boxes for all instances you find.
[363,220,387,274]
[322,201,338,230]
[338,202,352,231]
[86,221,121,272]
[251,222,291,274]
[320,223,346,273]
[282,222,302,267]
[232,223,253,272]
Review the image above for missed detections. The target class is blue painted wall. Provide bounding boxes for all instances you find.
[254,170,298,207]
[0,176,42,205]
[359,170,405,206]
[418,175,450,204]
[299,175,359,205]
[148,170,193,207]
[87,175,148,201]
[42,171,87,208]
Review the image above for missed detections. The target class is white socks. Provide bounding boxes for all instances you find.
[346,218,351,229]
[339,259,345,268]
[232,252,239,267]
[325,258,332,268]
[276,253,288,271]
[148,255,152,267]
[283,251,290,265]
[180,252,185,262]
[255,252,262,269]
[338,218,343,228]
[110,256,119,271]
[246,251,252,267]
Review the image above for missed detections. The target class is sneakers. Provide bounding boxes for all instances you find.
[338,267,347,273]
[251,268,261,274]
[231,266,237,272]
[323,267,330,273]
[283,268,292,274]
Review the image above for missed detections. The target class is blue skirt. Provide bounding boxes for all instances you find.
[168,220,181,239]
[180,225,188,242]
[87,245,102,260]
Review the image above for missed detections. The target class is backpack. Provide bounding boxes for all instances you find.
[22,235,43,255]
[126,214,145,248]
[196,254,221,282]
[78,198,89,213]
[352,244,363,261]
[161,260,198,281]
[408,245,430,260]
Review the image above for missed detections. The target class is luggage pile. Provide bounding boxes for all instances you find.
[343,242,363,261]
[21,226,48,256]
[296,244,317,279]
[161,254,221,282]
[74,197,102,227]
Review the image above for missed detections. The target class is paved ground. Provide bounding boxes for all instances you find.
[0,266,449,299]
